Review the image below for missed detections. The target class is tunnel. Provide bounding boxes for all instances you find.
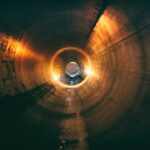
[0,0,150,150]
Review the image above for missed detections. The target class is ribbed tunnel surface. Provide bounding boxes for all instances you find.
[0,0,150,150]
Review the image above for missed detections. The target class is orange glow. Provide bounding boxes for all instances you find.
[87,7,126,53]
[0,33,43,60]
[15,41,42,60]
[52,72,60,81]
[84,67,93,76]
[49,47,94,88]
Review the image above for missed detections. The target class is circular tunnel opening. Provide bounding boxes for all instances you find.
[66,61,80,78]
[50,47,92,87]
[0,0,149,149]
[65,61,82,85]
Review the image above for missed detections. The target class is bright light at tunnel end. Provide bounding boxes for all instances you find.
[84,67,94,76]
[49,46,94,88]
[52,73,60,81]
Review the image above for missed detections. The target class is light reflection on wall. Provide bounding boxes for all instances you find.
[0,34,48,96]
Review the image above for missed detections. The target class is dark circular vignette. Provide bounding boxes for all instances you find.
[0,0,150,150]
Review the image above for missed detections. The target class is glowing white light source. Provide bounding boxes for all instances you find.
[84,67,93,76]
[52,73,60,81]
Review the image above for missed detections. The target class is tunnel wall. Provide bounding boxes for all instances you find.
[85,0,150,141]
